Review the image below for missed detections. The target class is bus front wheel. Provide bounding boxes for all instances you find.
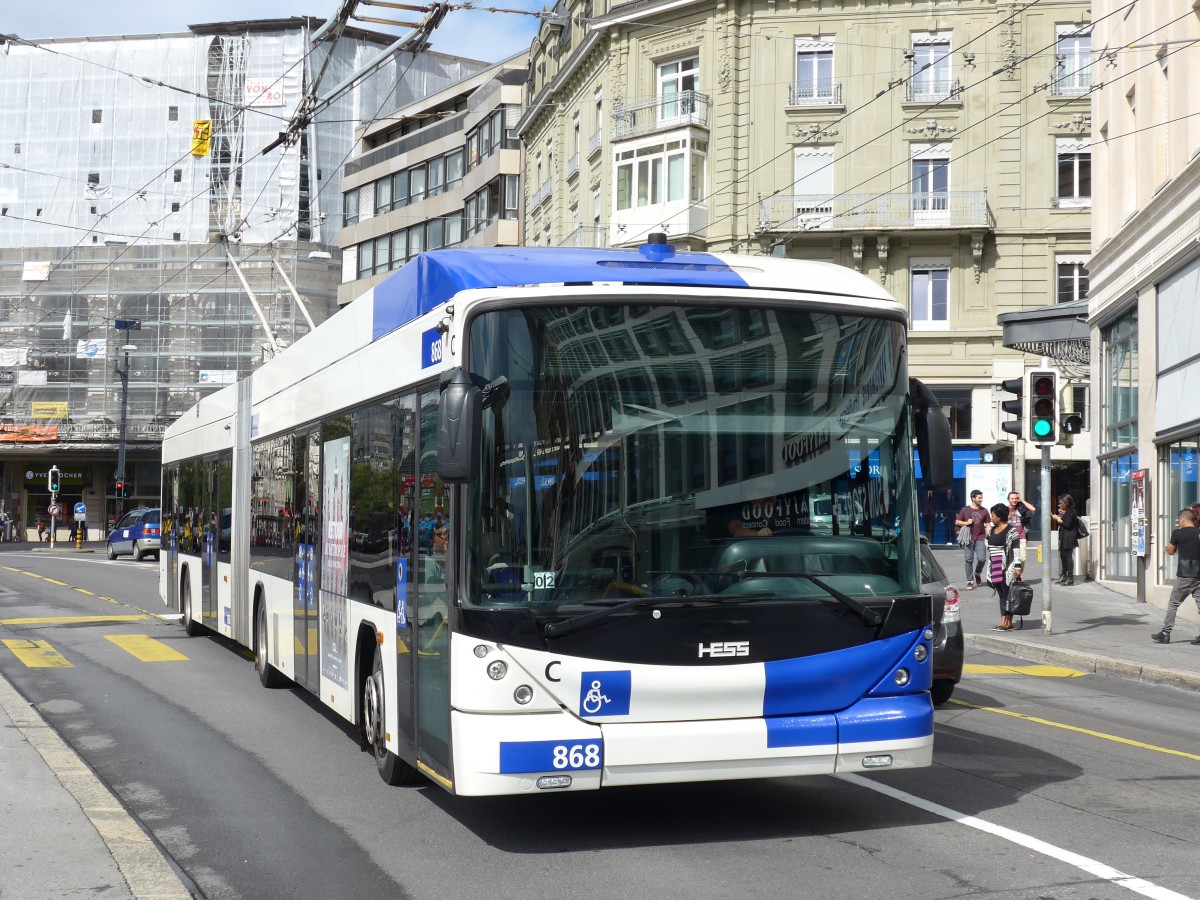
[364,645,419,786]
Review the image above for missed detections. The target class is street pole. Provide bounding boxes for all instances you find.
[1041,444,1053,634]
[115,344,136,520]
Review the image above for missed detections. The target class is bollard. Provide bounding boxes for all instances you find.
[76,526,84,550]
[1036,544,1042,563]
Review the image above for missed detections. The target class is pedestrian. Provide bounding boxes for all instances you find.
[987,502,1024,631]
[1006,490,1036,562]
[37,517,46,542]
[1151,508,1200,645]
[1050,493,1081,586]
[954,489,990,589]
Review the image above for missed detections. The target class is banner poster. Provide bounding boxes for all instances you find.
[320,435,350,688]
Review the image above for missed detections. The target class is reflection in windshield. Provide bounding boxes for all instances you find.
[465,303,918,608]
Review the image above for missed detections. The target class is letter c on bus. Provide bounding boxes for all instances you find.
[545,661,561,682]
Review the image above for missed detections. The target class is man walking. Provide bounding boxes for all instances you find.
[1151,508,1200,645]
[955,490,990,588]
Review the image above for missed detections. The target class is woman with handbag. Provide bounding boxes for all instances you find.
[1051,493,1081,585]
[987,502,1024,631]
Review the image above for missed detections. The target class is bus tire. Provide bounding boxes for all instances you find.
[930,680,955,706]
[255,598,287,689]
[364,644,419,786]
[181,575,203,637]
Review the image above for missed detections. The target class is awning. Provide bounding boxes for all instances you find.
[997,298,1090,376]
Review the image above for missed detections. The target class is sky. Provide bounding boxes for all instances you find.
[5,1,542,64]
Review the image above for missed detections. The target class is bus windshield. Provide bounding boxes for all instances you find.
[463,302,919,609]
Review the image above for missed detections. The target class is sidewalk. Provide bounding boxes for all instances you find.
[931,544,1200,694]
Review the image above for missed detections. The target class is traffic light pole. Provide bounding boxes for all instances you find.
[1040,444,1053,634]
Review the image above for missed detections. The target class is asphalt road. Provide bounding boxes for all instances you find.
[1,550,1197,900]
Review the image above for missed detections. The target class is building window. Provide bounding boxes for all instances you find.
[92,109,103,124]
[171,202,180,212]
[343,190,360,227]
[88,172,100,185]
[933,387,973,440]
[793,146,834,226]
[1160,437,1200,584]
[910,34,952,101]
[1103,307,1138,454]
[910,142,950,219]
[168,106,179,121]
[173,169,182,183]
[793,39,835,104]
[614,137,706,211]
[910,260,950,329]
[173,232,181,241]
[593,186,601,224]
[657,56,700,123]
[1056,255,1090,303]
[1056,138,1091,207]
[1054,26,1092,96]
[445,149,464,190]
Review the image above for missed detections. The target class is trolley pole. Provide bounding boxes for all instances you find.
[1041,444,1053,634]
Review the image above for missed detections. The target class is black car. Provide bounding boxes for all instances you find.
[921,536,964,705]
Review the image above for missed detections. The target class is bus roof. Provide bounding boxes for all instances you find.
[371,244,895,341]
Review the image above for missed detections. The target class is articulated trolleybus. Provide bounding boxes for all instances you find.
[160,236,952,796]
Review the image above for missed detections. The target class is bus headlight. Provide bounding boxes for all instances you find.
[513,685,534,704]
[473,645,489,658]
[487,660,508,680]
[914,644,928,662]
[894,668,910,686]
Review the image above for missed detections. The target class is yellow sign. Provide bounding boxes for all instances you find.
[192,119,212,157]
[31,402,68,420]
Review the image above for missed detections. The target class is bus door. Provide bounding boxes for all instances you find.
[413,389,451,776]
[293,431,321,691]
[203,452,232,628]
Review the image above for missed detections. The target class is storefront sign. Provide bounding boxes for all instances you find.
[0,425,58,443]
[31,401,69,420]
[24,467,90,486]
[1131,468,1148,558]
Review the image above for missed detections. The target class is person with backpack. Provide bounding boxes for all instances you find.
[987,502,1024,631]
[1151,508,1200,645]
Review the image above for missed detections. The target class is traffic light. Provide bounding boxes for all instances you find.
[114,478,125,498]
[1062,412,1084,434]
[1029,370,1059,444]
[999,378,1024,439]
[48,466,61,493]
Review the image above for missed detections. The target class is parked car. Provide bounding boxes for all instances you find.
[920,536,963,705]
[106,507,162,561]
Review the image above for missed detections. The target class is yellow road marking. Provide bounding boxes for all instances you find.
[106,635,188,662]
[949,699,1200,762]
[2,566,19,572]
[3,639,73,668]
[22,571,43,580]
[74,588,95,596]
[42,578,67,586]
[0,615,148,626]
[964,663,1086,678]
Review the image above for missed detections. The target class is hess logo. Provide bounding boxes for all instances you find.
[698,640,749,658]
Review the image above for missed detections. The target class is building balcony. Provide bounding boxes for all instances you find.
[567,152,580,179]
[787,82,843,108]
[560,225,608,248]
[529,177,553,208]
[587,129,603,158]
[904,78,962,104]
[611,91,710,141]
[758,191,991,232]
[1047,73,1091,98]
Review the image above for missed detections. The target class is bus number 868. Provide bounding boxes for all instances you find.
[552,743,601,769]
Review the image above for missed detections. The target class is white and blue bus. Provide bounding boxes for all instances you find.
[160,237,953,796]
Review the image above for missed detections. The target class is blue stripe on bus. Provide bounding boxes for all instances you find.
[762,631,918,717]
[835,694,934,743]
[372,247,749,341]
[765,713,838,748]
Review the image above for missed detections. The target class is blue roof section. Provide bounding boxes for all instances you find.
[371,246,749,341]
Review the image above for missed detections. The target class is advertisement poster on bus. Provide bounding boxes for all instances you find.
[321,436,350,689]
[964,464,1013,511]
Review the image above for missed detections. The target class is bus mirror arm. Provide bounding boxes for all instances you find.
[910,378,953,491]
[437,367,482,483]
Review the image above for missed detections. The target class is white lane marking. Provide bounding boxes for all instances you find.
[839,773,1194,900]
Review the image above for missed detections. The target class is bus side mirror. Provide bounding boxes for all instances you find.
[910,378,953,491]
[437,368,481,483]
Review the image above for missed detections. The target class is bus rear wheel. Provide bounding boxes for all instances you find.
[181,577,203,637]
[364,645,419,786]
[255,600,287,688]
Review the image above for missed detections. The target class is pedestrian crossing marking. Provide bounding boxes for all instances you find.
[0,615,149,626]
[106,635,189,662]
[964,663,1086,678]
[3,639,72,668]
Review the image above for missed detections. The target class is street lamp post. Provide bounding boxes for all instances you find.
[115,343,136,519]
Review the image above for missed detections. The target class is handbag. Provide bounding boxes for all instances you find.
[1005,581,1034,617]
[1075,519,1089,538]
[957,524,972,547]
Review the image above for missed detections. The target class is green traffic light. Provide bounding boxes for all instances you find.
[1033,419,1053,438]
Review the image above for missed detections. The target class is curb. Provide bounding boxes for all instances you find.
[966,633,1200,694]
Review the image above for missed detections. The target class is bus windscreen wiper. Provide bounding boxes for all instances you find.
[734,571,883,626]
[543,592,775,638]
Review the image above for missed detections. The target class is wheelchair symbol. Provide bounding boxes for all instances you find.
[582,680,610,715]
